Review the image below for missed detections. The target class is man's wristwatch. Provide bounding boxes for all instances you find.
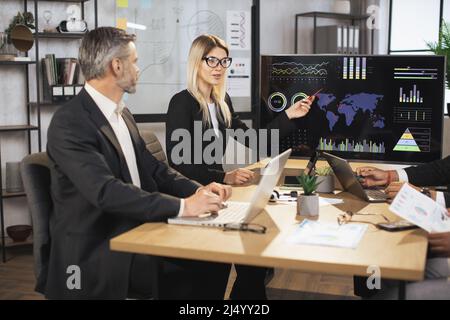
[420,187,432,198]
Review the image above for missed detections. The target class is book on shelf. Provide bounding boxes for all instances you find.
[315,25,360,54]
[14,56,32,62]
[42,55,85,102]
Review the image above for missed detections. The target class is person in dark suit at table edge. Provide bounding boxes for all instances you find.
[355,159,450,299]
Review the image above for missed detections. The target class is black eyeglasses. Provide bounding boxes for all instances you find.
[223,222,267,234]
[203,56,233,68]
[337,211,391,226]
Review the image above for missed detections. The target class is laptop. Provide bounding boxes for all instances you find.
[321,152,387,203]
[168,149,292,228]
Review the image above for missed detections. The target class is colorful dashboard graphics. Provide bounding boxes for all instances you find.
[399,85,424,104]
[394,67,439,80]
[393,106,433,124]
[342,57,367,80]
[291,92,309,105]
[393,128,431,153]
[271,62,329,81]
[318,137,385,154]
[261,55,445,163]
[268,92,287,112]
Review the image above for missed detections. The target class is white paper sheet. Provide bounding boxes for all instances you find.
[389,184,450,233]
[227,57,251,97]
[287,219,368,249]
[226,11,251,51]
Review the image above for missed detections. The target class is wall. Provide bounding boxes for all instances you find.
[0,0,101,229]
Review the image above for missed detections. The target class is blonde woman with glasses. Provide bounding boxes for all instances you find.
[165,34,314,299]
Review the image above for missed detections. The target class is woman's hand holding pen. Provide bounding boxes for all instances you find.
[285,96,315,120]
[224,168,255,185]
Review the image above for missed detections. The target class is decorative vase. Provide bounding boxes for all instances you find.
[297,194,319,217]
[316,175,335,193]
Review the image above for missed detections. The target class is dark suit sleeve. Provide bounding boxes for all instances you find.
[166,94,226,184]
[443,192,450,208]
[126,111,202,198]
[405,156,450,187]
[47,110,186,222]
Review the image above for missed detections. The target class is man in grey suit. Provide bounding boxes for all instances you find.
[46,27,232,299]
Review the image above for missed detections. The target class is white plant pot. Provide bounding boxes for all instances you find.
[297,194,319,217]
[316,175,335,194]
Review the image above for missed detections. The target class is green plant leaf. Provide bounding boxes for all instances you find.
[427,20,450,90]
[296,174,322,195]
[315,166,333,176]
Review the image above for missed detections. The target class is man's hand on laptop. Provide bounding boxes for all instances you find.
[183,183,232,217]
[201,182,232,202]
[356,167,398,187]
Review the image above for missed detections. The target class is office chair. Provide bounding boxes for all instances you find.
[139,129,167,163]
[138,129,167,299]
[20,152,52,295]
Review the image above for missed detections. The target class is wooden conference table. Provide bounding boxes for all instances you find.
[110,159,428,296]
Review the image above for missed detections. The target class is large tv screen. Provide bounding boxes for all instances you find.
[260,55,446,163]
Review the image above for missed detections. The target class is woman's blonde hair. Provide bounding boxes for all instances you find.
[187,34,232,127]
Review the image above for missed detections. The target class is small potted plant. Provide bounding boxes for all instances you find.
[315,166,334,194]
[296,174,322,217]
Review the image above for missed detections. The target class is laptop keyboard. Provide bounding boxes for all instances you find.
[365,189,387,200]
[212,202,251,224]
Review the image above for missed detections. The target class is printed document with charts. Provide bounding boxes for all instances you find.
[287,220,368,249]
[389,184,450,233]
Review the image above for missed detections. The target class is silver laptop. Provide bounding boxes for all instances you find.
[168,149,292,227]
[321,152,387,203]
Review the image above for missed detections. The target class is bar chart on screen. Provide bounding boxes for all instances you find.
[393,106,433,124]
[399,85,424,103]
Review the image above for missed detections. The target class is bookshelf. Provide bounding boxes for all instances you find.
[0,0,97,263]
[294,11,373,54]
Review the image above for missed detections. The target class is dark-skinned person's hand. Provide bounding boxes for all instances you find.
[428,232,450,258]
[384,182,436,203]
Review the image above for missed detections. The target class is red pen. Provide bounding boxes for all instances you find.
[307,88,323,101]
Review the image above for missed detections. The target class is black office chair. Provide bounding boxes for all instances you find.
[140,129,167,163]
[20,152,52,295]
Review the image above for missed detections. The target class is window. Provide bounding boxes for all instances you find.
[390,0,442,52]
[389,0,449,114]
